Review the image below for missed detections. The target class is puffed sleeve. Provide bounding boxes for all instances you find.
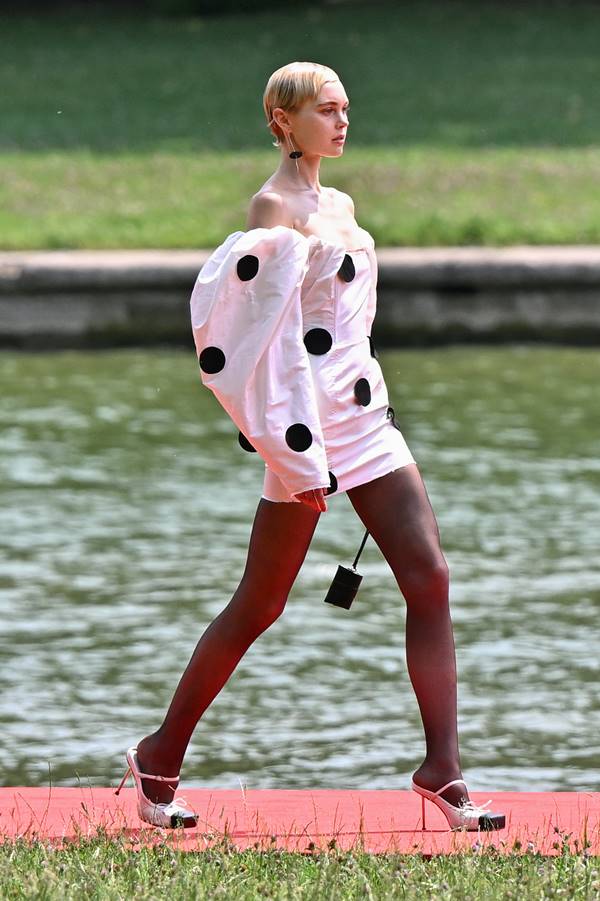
[364,235,379,337]
[190,226,330,498]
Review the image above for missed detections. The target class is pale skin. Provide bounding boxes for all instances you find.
[135,78,471,810]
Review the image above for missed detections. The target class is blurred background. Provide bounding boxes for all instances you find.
[3,0,600,248]
[1,0,599,794]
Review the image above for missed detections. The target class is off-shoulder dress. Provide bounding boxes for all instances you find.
[190,225,414,503]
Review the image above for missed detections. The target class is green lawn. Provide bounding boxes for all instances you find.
[2,838,599,900]
[2,1,600,248]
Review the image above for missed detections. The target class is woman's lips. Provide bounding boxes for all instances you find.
[333,136,346,143]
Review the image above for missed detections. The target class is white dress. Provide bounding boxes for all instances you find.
[190,225,414,503]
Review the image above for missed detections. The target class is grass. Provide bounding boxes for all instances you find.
[2,1,600,247]
[1,836,599,900]
[4,147,600,249]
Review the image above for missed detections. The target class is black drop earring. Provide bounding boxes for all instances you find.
[288,134,303,160]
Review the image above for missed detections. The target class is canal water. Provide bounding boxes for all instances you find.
[1,347,598,793]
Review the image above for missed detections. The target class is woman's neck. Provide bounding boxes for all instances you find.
[273,151,323,194]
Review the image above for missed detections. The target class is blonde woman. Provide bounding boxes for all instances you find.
[116,62,504,833]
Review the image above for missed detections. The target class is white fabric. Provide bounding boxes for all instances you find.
[190,225,415,503]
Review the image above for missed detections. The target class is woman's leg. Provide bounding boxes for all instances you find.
[136,497,320,802]
[347,463,468,807]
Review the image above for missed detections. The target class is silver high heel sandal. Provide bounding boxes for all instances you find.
[412,778,505,831]
[115,746,198,829]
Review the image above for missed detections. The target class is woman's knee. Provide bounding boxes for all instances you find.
[256,593,289,631]
[397,554,450,610]
[231,578,290,634]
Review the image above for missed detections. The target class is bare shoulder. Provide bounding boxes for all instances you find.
[330,188,355,216]
[246,191,294,229]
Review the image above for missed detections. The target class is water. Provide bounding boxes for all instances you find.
[1,347,599,793]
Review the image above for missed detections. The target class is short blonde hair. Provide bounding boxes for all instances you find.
[263,61,341,147]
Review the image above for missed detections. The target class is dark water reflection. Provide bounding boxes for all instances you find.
[1,348,598,792]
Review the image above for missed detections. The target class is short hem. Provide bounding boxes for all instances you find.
[261,456,416,504]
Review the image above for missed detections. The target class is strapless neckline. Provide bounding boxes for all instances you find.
[238,225,373,254]
[295,226,373,254]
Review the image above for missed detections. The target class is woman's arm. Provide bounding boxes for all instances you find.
[246,193,327,513]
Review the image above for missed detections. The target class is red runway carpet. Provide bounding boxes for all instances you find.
[2,787,598,855]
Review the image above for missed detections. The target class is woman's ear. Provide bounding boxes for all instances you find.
[271,107,291,136]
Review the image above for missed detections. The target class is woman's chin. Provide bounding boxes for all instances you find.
[322,144,345,158]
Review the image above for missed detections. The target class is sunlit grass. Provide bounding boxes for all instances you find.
[3,146,600,249]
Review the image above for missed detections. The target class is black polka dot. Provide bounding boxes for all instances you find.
[354,378,371,406]
[368,335,378,359]
[285,423,313,452]
[237,254,259,281]
[326,471,338,495]
[238,431,257,453]
[338,254,355,282]
[304,328,333,355]
[199,346,226,374]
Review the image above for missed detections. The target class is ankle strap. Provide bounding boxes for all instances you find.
[433,778,466,796]
[137,770,179,783]
[130,748,180,783]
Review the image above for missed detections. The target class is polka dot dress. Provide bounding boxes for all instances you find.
[190,226,414,503]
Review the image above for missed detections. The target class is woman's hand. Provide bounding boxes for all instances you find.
[294,488,328,512]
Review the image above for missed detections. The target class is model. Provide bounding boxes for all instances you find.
[116,61,504,833]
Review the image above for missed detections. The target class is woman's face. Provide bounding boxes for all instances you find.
[279,80,350,158]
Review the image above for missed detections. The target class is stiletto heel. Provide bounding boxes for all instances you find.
[115,747,198,829]
[114,767,132,796]
[412,778,505,832]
